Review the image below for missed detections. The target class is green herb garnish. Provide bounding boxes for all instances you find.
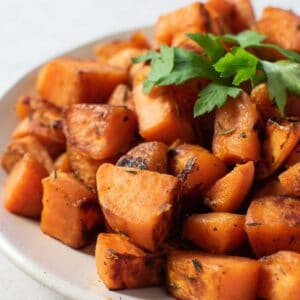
[133,30,300,117]
[192,259,203,272]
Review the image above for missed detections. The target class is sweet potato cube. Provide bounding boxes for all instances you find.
[67,144,118,192]
[117,141,168,173]
[36,58,128,108]
[253,7,300,52]
[95,233,164,290]
[97,163,180,251]
[212,93,261,164]
[183,213,246,254]
[167,251,260,300]
[12,106,65,158]
[64,104,137,160]
[169,143,227,197]
[253,178,289,198]
[285,144,300,168]
[1,136,54,174]
[155,2,209,45]
[94,31,150,61]
[256,119,299,179]
[204,161,254,212]
[4,153,48,218]
[133,84,195,144]
[245,196,300,257]
[258,251,300,300]
[107,84,135,111]
[41,171,103,248]
[279,162,300,197]
[54,152,71,173]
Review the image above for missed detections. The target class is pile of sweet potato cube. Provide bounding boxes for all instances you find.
[2,1,300,299]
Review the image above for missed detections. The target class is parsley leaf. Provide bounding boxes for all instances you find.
[194,83,241,117]
[224,30,266,48]
[224,30,300,62]
[187,33,226,62]
[137,46,219,93]
[261,60,300,115]
[214,47,258,85]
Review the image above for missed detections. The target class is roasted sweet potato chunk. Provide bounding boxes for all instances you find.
[245,196,300,257]
[204,161,254,212]
[212,93,261,164]
[183,213,246,254]
[67,145,117,192]
[94,32,150,61]
[64,104,137,160]
[1,136,54,174]
[54,153,71,173]
[4,153,48,218]
[167,250,260,300]
[41,171,103,248]
[117,141,168,173]
[36,58,128,108]
[107,48,146,70]
[95,233,164,290]
[15,94,55,120]
[155,2,209,45]
[107,84,134,111]
[253,7,300,52]
[97,164,180,251]
[258,251,300,300]
[253,178,289,198]
[279,163,300,197]
[285,144,300,168]
[133,84,195,144]
[169,143,227,197]
[12,106,65,158]
[256,119,299,179]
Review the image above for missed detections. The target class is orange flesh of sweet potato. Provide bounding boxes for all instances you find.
[253,7,300,52]
[253,178,289,198]
[67,144,118,192]
[258,251,300,300]
[97,163,180,251]
[285,144,300,168]
[117,141,168,173]
[183,213,246,254]
[36,58,128,108]
[12,106,66,158]
[212,93,261,164]
[107,84,134,111]
[250,83,281,121]
[1,136,54,174]
[15,95,56,120]
[167,250,260,300]
[54,152,71,173]
[245,196,300,257]
[41,171,103,248]
[94,31,150,61]
[155,2,210,45]
[64,104,137,160]
[133,84,195,144]
[256,119,299,179]
[204,161,254,212]
[4,153,48,218]
[169,143,227,197]
[107,48,146,70]
[95,233,164,290]
[279,162,300,197]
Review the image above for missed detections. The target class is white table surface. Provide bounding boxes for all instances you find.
[0,0,298,299]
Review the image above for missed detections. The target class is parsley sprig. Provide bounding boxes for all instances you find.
[133,30,300,117]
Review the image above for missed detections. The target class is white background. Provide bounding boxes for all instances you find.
[0,0,298,299]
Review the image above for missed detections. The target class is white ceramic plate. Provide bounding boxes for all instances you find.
[1,2,300,298]
[0,26,173,300]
